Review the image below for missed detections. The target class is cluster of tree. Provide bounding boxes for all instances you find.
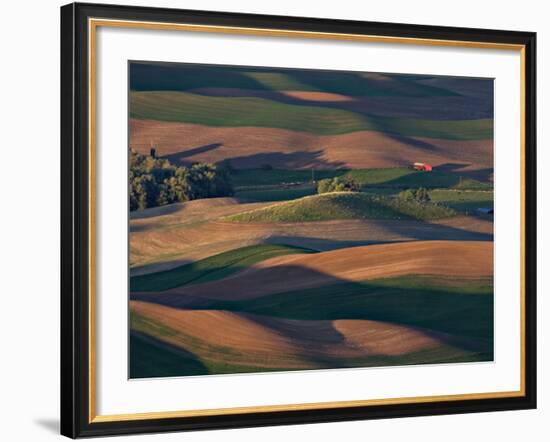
[397,187,431,203]
[317,176,360,194]
[129,150,233,211]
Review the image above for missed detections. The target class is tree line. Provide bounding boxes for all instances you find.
[129,150,233,211]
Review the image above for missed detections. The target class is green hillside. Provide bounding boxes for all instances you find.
[130,244,316,292]
[230,167,492,190]
[130,91,493,139]
[224,192,455,223]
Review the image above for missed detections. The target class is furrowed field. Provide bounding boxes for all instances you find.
[128,61,494,378]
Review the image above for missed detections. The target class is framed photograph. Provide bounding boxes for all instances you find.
[60,2,536,438]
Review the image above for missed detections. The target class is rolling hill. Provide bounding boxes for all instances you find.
[224,192,456,223]
[130,240,494,377]
[134,240,493,302]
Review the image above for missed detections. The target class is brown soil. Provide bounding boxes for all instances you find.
[130,196,493,275]
[131,301,451,369]
[130,212,493,275]
[137,240,493,301]
[130,119,492,172]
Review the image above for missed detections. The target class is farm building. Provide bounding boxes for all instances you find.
[413,162,433,172]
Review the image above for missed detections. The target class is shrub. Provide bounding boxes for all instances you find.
[398,187,431,204]
[317,176,360,194]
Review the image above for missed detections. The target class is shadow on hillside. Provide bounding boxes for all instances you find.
[435,163,494,183]
[163,143,223,163]
[129,331,209,378]
[130,259,193,278]
[385,132,441,151]
[130,62,269,92]
[225,150,345,170]
[130,202,186,221]
[265,236,383,252]
[264,222,492,250]
[131,262,494,358]
[370,219,493,242]
[360,116,443,153]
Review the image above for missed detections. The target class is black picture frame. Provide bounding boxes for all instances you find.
[61,2,537,438]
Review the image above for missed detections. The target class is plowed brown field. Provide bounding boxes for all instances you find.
[130,196,493,275]
[130,119,492,171]
[135,240,492,302]
[131,300,453,369]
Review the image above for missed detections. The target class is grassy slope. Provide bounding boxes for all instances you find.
[231,168,492,190]
[430,189,494,213]
[130,91,493,139]
[130,244,316,292]
[224,192,456,223]
[236,186,317,202]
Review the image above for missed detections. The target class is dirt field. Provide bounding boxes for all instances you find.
[130,119,493,172]
[134,240,492,302]
[130,196,493,274]
[129,64,495,378]
[130,300,457,369]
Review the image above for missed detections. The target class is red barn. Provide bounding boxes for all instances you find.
[413,162,433,172]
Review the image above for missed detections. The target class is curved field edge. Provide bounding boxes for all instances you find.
[134,274,494,340]
[130,243,317,292]
[130,91,493,140]
[134,241,494,300]
[223,192,456,223]
[130,216,493,276]
[129,286,493,378]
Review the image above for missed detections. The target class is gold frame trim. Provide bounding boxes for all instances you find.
[88,18,527,424]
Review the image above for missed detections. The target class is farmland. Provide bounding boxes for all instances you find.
[128,61,494,378]
[223,192,456,223]
[131,91,493,139]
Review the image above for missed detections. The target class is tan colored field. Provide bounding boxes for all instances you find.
[134,240,492,303]
[130,119,492,172]
[131,300,454,369]
[130,197,493,275]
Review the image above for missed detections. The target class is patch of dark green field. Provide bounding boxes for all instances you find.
[130,332,209,378]
[131,91,492,139]
[429,189,494,214]
[192,275,494,342]
[131,62,460,97]
[130,244,317,292]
